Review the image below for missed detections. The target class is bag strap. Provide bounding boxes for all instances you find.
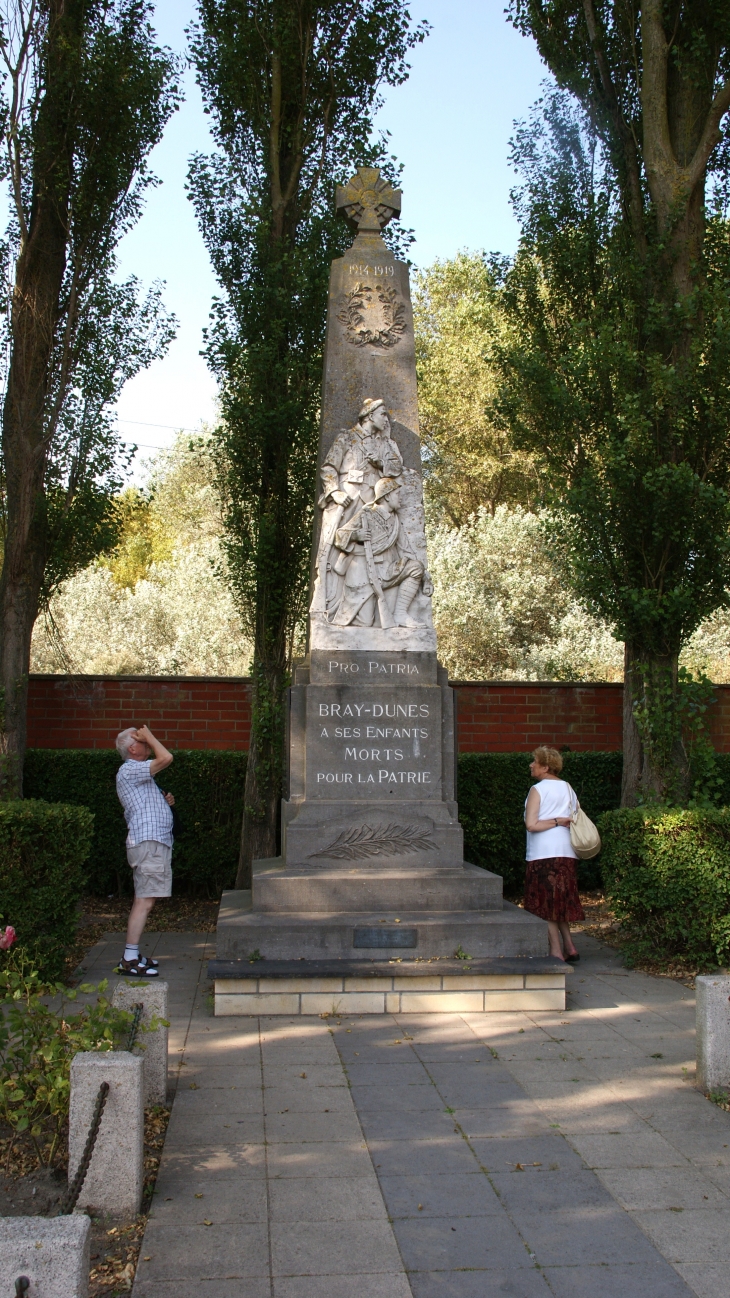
[565,782,580,815]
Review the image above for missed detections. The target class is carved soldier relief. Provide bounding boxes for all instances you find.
[310,397,434,638]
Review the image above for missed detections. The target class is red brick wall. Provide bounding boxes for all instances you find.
[26,676,252,752]
[453,681,623,753]
[25,673,730,753]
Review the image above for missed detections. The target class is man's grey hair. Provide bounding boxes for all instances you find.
[116,727,137,759]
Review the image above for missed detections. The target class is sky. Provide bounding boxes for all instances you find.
[115,0,547,476]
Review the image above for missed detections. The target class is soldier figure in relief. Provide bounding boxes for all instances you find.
[331,477,433,628]
[312,397,404,615]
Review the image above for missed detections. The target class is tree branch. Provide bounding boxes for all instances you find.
[582,0,646,255]
[686,75,730,195]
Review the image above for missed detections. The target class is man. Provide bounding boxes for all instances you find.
[311,397,404,615]
[332,477,433,627]
[114,724,175,977]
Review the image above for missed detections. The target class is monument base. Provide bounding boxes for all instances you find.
[211,879,566,1015]
[212,643,558,1015]
[209,952,569,1016]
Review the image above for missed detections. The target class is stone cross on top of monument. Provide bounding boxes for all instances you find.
[336,166,402,235]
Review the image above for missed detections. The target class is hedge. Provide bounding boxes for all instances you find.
[0,800,92,977]
[599,805,730,967]
[458,751,623,894]
[24,750,247,898]
[23,748,624,899]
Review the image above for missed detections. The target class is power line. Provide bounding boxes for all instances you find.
[115,417,203,432]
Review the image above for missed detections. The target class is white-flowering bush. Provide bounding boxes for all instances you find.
[31,430,253,676]
[682,611,730,684]
[427,505,624,681]
[31,539,251,676]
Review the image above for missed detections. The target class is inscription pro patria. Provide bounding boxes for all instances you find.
[213,165,549,978]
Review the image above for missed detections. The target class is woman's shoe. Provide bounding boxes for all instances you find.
[565,952,580,963]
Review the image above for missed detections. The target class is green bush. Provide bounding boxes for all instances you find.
[0,800,93,978]
[24,749,246,898]
[0,950,131,1166]
[457,751,623,894]
[599,805,730,966]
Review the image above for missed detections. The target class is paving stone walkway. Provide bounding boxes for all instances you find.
[79,931,730,1297]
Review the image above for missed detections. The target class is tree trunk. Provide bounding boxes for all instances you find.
[235,655,287,889]
[0,0,81,797]
[639,651,690,804]
[621,641,643,807]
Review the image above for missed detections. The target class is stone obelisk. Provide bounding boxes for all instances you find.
[210,169,565,1016]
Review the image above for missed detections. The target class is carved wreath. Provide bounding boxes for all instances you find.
[309,823,437,860]
[337,283,407,349]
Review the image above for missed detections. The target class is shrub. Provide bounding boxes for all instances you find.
[457,751,623,894]
[599,805,730,966]
[0,948,131,1166]
[24,749,247,897]
[0,800,92,978]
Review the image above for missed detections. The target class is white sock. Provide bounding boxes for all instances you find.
[124,944,139,962]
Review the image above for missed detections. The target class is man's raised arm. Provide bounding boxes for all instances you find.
[134,725,173,776]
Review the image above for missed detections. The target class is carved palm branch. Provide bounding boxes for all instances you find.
[309,822,437,860]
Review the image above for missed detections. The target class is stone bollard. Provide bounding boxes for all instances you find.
[0,1215,90,1297]
[112,979,169,1105]
[696,974,730,1093]
[69,1051,144,1217]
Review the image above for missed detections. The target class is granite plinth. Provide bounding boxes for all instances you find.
[281,802,463,870]
[216,889,547,963]
[252,861,502,912]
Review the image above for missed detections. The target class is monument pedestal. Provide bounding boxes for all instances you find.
[211,169,565,1012]
[211,651,567,1013]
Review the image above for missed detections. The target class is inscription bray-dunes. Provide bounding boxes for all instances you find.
[306,686,442,798]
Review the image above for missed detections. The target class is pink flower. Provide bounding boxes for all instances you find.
[0,926,16,950]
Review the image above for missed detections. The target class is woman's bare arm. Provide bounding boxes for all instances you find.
[525,787,571,832]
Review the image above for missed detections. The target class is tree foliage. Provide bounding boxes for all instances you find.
[0,0,180,794]
[413,253,539,526]
[428,505,623,682]
[497,2,730,804]
[31,432,252,675]
[187,0,426,882]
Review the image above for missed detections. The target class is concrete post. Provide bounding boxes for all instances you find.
[69,1051,144,1217]
[696,974,730,1093]
[0,1215,90,1297]
[112,979,169,1105]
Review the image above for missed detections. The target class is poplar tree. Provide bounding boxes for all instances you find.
[0,0,179,795]
[498,2,730,804]
[188,0,426,885]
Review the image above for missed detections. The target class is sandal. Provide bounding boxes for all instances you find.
[137,955,159,969]
[115,957,159,977]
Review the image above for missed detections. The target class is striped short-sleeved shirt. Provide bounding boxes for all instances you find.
[116,759,174,848]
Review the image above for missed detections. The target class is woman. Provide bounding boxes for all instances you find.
[523,746,584,962]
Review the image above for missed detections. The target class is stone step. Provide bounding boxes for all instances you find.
[253,862,503,914]
[208,954,568,1016]
[216,893,547,962]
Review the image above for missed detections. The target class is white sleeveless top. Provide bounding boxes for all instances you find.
[524,779,577,861]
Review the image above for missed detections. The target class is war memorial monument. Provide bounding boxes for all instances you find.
[209,168,567,1014]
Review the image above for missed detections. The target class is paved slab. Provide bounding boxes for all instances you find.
[78,929,730,1296]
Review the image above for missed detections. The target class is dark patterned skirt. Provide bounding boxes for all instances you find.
[524,857,585,924]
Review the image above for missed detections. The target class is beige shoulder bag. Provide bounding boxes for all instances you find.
[566,784,601,860]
